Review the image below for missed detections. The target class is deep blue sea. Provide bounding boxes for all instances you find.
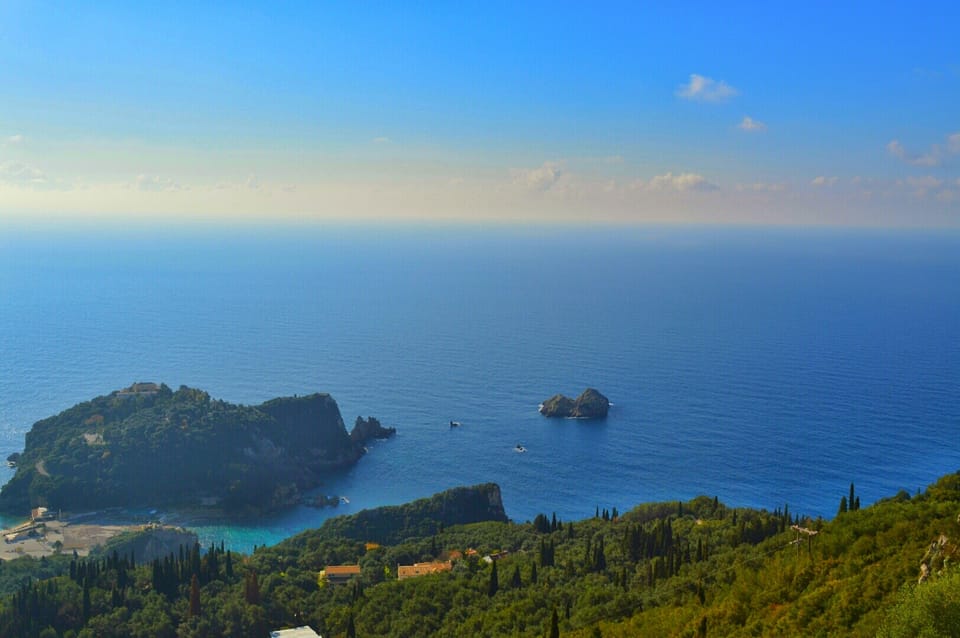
[1,224,958,553]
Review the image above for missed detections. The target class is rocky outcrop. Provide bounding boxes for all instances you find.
[93,524,199,564]
[539,388,610,419]
[350,416,397,445]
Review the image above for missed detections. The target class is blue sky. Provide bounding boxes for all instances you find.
[1,2,958,226]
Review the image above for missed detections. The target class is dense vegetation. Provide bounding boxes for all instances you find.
[0,384,382,514]
[0,474,958,637]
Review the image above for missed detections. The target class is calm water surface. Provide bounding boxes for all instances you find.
[0,225,957,552]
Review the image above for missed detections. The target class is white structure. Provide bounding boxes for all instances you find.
[269,627,322,638]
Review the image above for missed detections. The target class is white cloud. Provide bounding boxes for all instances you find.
[811,176,838,186]
[949,133,960,154]
[0,160,47,187]
[901,175,944,199]
[906,175,943,189]
[676,74,738,102]
[736,182,785,192]
[647,171,718,192]
[372,136,391,144]
[5,134,24,146]
[738,116,766,132]
[135,174,186,192]
[512,161,564,191]
[887,132,960,167]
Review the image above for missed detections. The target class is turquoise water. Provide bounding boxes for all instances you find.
[1,225,958,552]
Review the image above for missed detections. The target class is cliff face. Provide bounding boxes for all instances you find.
[0,384,378,514]
[93,524,199,565]
[299,483,509,546]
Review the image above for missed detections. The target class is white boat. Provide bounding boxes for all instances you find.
[449,420,462,428]
[514,444,527,453]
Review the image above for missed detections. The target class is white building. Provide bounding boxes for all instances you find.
[269,627,322,638]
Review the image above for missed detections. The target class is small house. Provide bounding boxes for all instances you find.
[31,507,53,522]
[319,564,361,585]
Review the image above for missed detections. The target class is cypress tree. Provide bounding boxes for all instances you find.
[245,571,260,605]
[82,580,91,621]
[511,565,522,588]
[549,608,560,638]
[849,483,855,511]
[191,542,202,580]
[488,561,499,597]
[838,496,848,515]
[189,574,201,618]
[346,614,356,638]
[594,536,607,572]
[530,561,538,584]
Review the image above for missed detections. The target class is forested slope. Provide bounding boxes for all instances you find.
[0,474,957,637]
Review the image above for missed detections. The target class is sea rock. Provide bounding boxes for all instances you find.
[350,416,397,445]
[539,388,610,419]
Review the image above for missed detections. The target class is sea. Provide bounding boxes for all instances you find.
[1,223,958,554]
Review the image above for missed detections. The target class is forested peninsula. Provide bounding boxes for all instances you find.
[0,383,391,515]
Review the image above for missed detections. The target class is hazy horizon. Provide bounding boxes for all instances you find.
[1,3,958,228]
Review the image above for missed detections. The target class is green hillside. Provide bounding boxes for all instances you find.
[0,474,958,637]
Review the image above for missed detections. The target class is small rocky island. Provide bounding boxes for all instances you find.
[350,416,396,444]
[0,382,395,516]
[539,388,610,419]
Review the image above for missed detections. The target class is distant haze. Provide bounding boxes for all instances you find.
[0,4,958,227]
